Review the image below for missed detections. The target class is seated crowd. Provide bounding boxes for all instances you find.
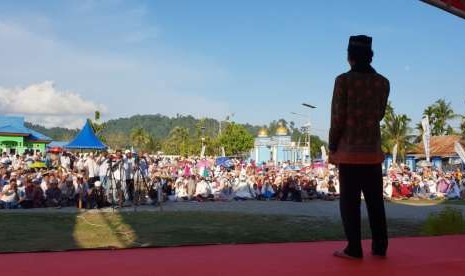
[1,151,463,209]
[383,164,465,200]
[0,150,341,209]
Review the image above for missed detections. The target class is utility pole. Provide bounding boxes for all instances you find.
[302,103,316,164]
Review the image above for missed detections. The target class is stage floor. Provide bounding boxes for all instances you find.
[2,235,465,276]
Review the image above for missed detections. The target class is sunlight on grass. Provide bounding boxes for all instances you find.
[390,199,465,207]
[73,213,138,249]
[390,199,445,206]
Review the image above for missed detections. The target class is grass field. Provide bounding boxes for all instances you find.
[0,211,425,253]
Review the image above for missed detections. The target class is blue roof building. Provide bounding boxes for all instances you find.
[0,116,52,154]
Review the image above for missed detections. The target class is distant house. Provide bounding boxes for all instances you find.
[406,135,465,170]
[0,116,52,155]
[409,135,465,159]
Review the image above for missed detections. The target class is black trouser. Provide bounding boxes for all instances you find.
[338,164,388,257]
[126,179,134,201]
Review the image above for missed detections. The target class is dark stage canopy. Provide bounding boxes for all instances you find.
[421,0,465,20]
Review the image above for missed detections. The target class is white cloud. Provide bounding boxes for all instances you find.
[0,15,232,129]
[0,81,105,128]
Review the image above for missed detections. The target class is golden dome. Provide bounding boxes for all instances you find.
[276,125,288,136]
[257,127,269,137]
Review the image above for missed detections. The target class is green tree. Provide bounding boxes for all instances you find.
[145,136,162,153]
[460,115,465,139]
[89,110,107,143]
[104,132,129,150]
[130,127,151,152]
[310,135,328,159]
[162,127,190,156]
[423,99,457,136]
[218,123,254,156]
[381,102,414,161]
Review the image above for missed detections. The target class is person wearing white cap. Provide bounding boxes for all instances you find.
[123,150,135,204]
[84,153,100,187]
[97,152,110,201]
[93,180,107,208]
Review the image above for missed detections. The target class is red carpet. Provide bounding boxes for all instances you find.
[2,235,465,276]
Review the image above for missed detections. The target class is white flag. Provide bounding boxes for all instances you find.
[392,143,398,165]
[321,146,328,162]
[454,142,465,164]
[421,116,431,162]
[200,145,206,158]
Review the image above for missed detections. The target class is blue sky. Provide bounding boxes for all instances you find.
[0,0,464,138]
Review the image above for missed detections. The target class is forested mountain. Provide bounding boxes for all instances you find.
[26,114,327,157]
[27,114,264,141]
[25,122,79,141]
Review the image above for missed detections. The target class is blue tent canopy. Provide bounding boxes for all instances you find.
[65,120,107,150]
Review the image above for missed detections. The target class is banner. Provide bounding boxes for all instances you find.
[454,142,465,164]
[321,146,328,162]
[392,143,398,165]
[200,145,206,158]
[421,116,431,162]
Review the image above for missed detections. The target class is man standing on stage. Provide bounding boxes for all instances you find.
[329,35,389,259]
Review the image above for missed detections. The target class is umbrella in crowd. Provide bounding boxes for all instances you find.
[47,147,63,154]
[215,157,234,168]
[29,161,47,169]
[284,165,301,171]
[196,159,211,168]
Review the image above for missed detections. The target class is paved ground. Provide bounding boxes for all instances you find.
[2,200,464,221]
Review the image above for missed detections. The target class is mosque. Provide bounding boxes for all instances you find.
[251,124,305,165]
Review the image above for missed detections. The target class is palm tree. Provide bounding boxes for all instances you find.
[89,110,107,142]
[130,127,150,151]
[384,101,395,122]
[430,99,456,135]
[163,127,190,155]
[381,103,414,162]
[460,115,465,139]
[422,105,436,122]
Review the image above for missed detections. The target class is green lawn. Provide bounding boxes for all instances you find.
[443,200,465,206]
[0,211,427,253]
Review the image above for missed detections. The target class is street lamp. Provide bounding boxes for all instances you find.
[218,113,234,156]
[218,113,234,135]
[301,103,316,164]
[302,103,316,109]
[290,112,306,117]
[290,111,310,164]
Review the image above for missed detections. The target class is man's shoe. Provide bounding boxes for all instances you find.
[333,249,363,260]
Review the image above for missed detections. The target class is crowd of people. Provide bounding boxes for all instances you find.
[384,164,465,200]
[0,150,342,209]
[0,150,464,209]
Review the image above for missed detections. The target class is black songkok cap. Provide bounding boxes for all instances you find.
[348,35,372,51]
